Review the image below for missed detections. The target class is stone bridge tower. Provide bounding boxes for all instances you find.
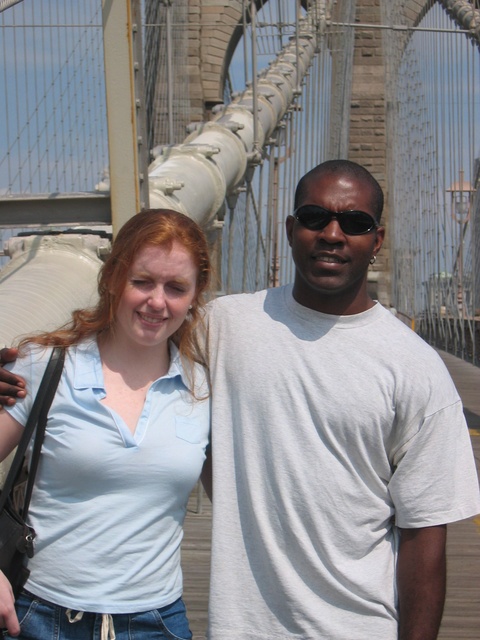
[146,0,475,304]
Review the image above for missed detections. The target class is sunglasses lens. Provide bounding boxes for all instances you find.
[294,206,376,235]
[340,211,376,235]
[295,206,330,231]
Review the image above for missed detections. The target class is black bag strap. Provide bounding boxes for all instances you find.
[0,347,65,513]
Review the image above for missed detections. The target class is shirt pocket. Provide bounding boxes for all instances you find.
[175,417,205,444]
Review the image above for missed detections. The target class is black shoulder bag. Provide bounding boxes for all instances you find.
[0,347,65,598]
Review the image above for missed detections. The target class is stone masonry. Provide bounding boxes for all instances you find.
[182,0,432,304]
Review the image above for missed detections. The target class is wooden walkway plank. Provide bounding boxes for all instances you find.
[182,349,480,639]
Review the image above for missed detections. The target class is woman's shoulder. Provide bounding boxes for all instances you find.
[10,342,53,375]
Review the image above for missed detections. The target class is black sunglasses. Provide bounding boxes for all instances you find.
[293,205,379,236]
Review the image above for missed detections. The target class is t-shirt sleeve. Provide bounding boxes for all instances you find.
[4,346,50,427]
[388,400,480,527]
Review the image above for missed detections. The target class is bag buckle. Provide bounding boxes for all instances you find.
[17,528,36,558]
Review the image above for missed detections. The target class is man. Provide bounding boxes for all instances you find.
[203,160,480,639]
[1,160,480,639]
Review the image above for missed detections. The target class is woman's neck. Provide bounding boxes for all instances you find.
[98,333,171,386]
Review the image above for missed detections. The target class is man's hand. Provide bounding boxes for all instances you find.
[0,348,25,408]
[0,571,20,636]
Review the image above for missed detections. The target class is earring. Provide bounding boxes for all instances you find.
[188,305,193,310]
[369,255,376,265]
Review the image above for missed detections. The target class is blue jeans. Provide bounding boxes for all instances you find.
[2,591,192,639]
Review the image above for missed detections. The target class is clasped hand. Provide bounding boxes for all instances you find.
[0,349,25,409]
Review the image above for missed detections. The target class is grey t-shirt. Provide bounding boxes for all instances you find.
[206,285,480,639]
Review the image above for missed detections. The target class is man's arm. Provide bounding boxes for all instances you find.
[0,348,25,408]
[397,524,447,640]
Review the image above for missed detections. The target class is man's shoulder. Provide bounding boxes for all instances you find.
[208,287,278,312]
[373,306,456,391]
[206,287,291,333]
[378,306,443,357]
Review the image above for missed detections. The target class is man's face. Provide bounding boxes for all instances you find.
[285,171,385,315]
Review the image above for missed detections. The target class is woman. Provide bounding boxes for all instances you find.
[0,209,211,639]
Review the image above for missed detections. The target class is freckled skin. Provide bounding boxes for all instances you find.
[286,172,385,316]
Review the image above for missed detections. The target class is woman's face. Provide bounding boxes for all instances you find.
[114,242,198,351]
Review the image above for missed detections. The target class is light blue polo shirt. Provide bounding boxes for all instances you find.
[5,338,210,613]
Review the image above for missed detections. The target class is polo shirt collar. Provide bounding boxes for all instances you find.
[72,337,190,391]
